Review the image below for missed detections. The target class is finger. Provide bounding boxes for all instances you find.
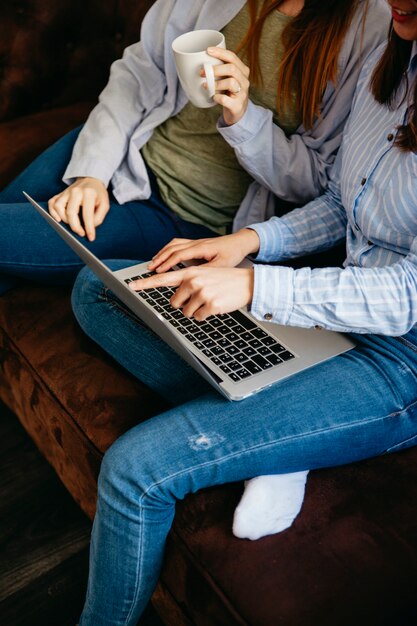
[81,192,97,241]
[52,193,71,224]
[149,238,192,265]
[66,191,85,237]
[48,195,62,222]
[149,244,187,267]
[149,241,198,271]
[212,62,241,80]
[93,197,110,227]
[192,303,214,321]
[153,245,213,274]
[129,269,185,291]
[213,92,242,111]
[153,237,192,258]
[214,77,243,95]
[170,284,192,309]
[207,47,249,76]
[182,293,207,319]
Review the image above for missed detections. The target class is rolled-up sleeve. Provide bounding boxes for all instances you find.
[250,238,417,336]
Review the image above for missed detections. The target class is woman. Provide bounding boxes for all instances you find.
[72,2,417,623]
[0,0,387,294]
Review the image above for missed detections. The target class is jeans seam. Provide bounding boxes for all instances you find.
[125,497,145,626]
[384,431,417,453]
[101,286,150,329]
[394,335,417,354]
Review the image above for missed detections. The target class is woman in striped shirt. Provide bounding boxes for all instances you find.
[71,3,417,623]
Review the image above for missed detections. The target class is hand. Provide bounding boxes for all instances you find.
[204,47,250,126]
[148,229,260,273]
[130,266,254,321]
[48,177,110,241]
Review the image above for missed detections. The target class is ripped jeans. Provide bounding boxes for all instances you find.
[72,261,417,626]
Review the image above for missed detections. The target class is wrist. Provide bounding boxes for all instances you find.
[76,176,106,187]
[239,228,260,256]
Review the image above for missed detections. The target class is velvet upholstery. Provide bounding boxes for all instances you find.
[0,0,155,187]
[1,2,417,625]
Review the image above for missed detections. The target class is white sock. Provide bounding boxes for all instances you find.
[232,471,309,540]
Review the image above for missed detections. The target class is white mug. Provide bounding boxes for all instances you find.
[172,30,226,108]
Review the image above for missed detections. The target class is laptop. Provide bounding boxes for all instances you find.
[24,192,356,401]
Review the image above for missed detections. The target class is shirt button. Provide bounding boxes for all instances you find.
[387,133,394,141]
[264,313,273,321]
[367,240,372,246]
[360,177,367,186]
[314,325,323,330]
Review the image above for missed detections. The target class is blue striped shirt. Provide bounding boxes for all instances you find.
[249,42,417,336]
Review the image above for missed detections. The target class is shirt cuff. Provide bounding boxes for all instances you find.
[248,220,285,262]
[217,100,271,147]
[63,157,114,188]
[250,264,294,325]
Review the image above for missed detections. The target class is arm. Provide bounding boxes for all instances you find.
[63,0,176,187]
[251,239,417,336]
[250,145,348,262]
[217,0,390,203]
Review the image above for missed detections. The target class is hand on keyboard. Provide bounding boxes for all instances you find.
[147,229,260,274]
[125,266,295,383]
[129,265,254,322]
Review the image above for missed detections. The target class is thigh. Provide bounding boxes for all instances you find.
[0,126,82,202]
[108,333,417,501]
[0,196,213,286]
[72,261,211,405]
[0,199,145,285]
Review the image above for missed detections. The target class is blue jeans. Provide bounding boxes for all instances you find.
[72,261,417,626]
[0,127,215,294]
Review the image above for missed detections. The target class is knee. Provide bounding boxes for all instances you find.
[71,266,105,332]
[98,428,160,508]
[72,265,103,308]
[99,436,133,500]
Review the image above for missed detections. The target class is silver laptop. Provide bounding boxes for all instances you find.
[24,192,355,401]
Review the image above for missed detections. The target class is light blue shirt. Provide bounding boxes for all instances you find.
[63,0,389,231]
[250,43,417,337]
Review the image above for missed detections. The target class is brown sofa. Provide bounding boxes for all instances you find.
[2,2,417,624]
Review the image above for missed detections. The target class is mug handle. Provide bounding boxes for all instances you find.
[203,62,216,99]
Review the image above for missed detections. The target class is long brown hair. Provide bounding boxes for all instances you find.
[238,0,365,130]
[371,25,417,153]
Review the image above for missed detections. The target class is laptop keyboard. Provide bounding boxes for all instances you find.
[125,266,295,383]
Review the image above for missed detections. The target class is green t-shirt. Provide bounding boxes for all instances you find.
[142,5,300,234]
